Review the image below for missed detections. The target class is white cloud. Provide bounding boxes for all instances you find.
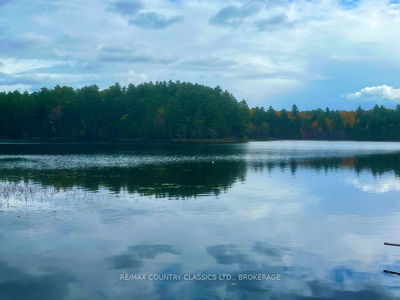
[1,0,400,107]
[346,175,400,193]
[345,85,400,101]
[0,58,55,74]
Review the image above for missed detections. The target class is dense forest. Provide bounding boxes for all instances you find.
[0,81,400,141]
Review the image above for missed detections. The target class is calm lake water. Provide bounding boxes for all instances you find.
[1,141,400,299]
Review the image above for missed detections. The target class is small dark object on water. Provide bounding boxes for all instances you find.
[384,270,400,276]
[383,243,400,276]
[384,242,400,247]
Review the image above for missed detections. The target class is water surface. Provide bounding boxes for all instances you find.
[1,141,400,299]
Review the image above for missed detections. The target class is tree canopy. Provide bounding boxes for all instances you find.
[248,104,400,141]
[0,81,399,141]
[0,81,248,140]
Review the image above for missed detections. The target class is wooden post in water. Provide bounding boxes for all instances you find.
[384,242,400,247]
[384,270,400,276]
[383,242,400,276]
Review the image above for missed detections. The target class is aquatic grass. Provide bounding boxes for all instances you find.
[0,182,57,201]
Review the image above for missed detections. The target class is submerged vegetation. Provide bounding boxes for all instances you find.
[1,81,400,141]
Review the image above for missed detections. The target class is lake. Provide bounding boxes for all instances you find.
[1,141,400,299]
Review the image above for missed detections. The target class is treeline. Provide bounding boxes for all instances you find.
[248,105,400,140]
[0,82,248,140]
[0,81,400,141]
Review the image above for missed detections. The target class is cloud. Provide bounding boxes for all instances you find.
[345,85,400,101]
[346,176,400,193]
[97,47,174,64]
[175,57,237,71]
[109,0,182,30]
[106,244,180,270]
[0,58,59,74]
[209,2,262,27]
[0,72,44,86]
[129,12,183,29]
[206,244,251,265]
[255,13,290,31]
[109,0,143,16]
[1,0,400,108]
[0,36,43,55]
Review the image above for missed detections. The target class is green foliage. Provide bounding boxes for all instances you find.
[0,82,248,140]
[1,81,399,141]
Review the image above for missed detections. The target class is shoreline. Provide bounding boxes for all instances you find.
[0,138,248,144]
[1,138,400,144]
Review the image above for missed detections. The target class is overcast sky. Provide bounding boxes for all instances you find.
[0,0,400,109]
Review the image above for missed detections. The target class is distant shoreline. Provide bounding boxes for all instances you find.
[1,138,400,144]
[0,137,248,144]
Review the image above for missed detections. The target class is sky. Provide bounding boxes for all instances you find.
[0,0,400,110]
